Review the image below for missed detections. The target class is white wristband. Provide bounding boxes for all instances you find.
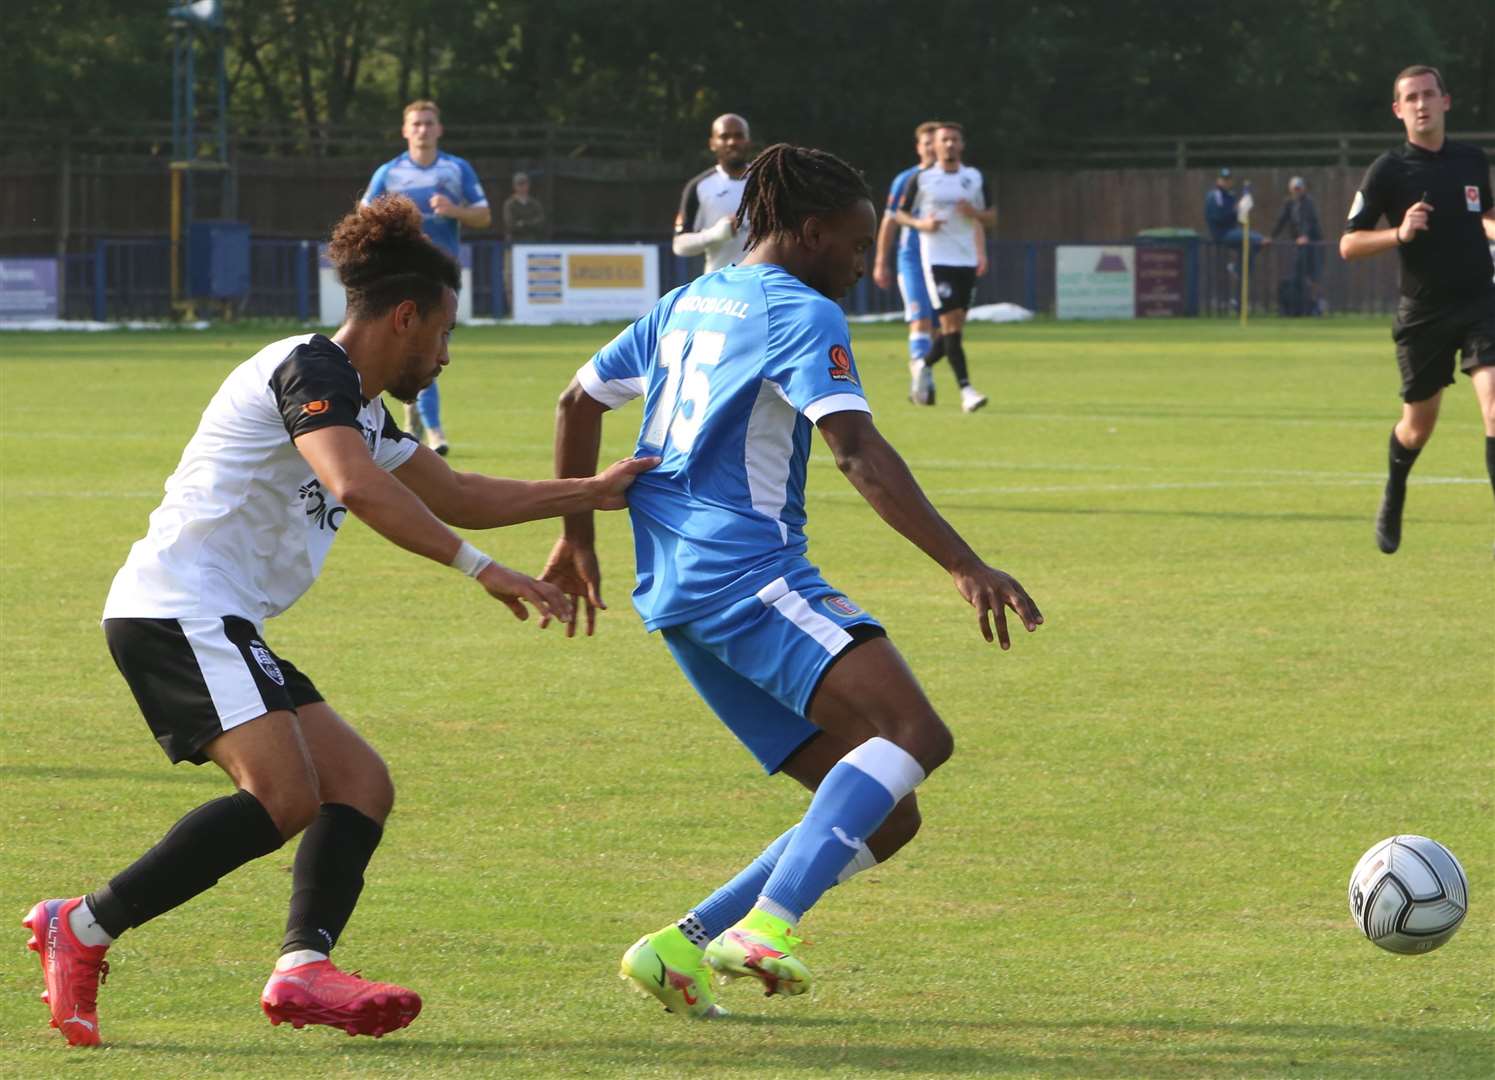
[450,539,494,579]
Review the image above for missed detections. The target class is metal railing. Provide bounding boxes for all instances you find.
[51,235,1410,322]
[1027,131,1495,169]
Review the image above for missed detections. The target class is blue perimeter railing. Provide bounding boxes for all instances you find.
[53,237,1387,322]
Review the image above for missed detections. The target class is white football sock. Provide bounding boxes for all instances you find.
[68,899,114,948]
[276,949,328,971]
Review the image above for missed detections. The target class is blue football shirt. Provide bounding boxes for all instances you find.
[577,263,871,630]
[886,165,922,257]
[362,151,488,258]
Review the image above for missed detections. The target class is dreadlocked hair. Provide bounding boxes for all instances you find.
[735,143,872,251]
[327,194,460,319]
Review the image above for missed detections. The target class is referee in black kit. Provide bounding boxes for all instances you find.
[1341,64,1495,554]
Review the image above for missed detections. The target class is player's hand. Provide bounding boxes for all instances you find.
[1398,201,1432,243]
[591,454,660,511]
[430,193,458,218]
[916,216,942,233]
[716,214,737,235]
[873,262,893,290]
[976,252,989,277]
[955,199,980,219]
[537,537,604,637]
[1295,236,1309,246]
[951,559,1043,649]
[476,561,573,624]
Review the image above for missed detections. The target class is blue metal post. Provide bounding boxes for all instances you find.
[93,242,107,322]
[295,240,310,321]
[491,242,504,318]
[1024,243,1039,313]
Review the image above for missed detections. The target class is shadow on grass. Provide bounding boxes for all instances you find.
[101,1017,1494,1079]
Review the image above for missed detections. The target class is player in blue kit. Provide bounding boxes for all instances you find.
[363,100,490,455]
[540,143,1043,1016]
[873,121,941,404]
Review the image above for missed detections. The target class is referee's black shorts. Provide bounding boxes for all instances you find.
[1392,290,1495,403]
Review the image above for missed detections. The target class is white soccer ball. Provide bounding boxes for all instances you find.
[1348,835,1468,954]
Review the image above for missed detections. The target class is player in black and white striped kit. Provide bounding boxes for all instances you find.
[894,122,995,413]
[20,196,654,1046]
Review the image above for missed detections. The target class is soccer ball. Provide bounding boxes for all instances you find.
[1347,835,1468,954]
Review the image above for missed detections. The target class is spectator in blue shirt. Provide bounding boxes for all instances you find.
[1204,167,1239,242]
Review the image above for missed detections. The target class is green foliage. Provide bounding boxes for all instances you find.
[1,318,1491,1077]
[6,1,1494,163]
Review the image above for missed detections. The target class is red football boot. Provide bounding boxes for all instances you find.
[261,958,421,1038]
[22,898,110,1047]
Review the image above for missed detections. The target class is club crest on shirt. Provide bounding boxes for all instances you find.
[827,344,858,384]
[1466,185,1482,212]
[823,595,862,617]
[248,639,286,686]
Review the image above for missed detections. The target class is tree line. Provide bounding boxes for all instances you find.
[7,0,1493,173]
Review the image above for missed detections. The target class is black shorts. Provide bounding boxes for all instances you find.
[926,264,978,315]
[103,616,323,765]
[1391,291,1495,403]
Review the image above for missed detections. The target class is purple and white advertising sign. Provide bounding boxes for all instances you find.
[0,259,60,320]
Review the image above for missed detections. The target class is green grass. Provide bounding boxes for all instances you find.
[1,317,1491,1078]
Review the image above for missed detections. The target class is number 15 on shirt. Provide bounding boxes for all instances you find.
[641,329,725,455]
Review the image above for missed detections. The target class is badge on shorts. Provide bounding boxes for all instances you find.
[823,595,862,618]
[248,639,286,686]
[1466,185,1482,212]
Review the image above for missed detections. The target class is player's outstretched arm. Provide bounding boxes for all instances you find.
[392,443,655,529]
[672,216,735,257]
[872,212,899,289]
[817,411,1042,648]
[537,378,614,635]
[294,426,571,622]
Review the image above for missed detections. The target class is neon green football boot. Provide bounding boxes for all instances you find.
[619,925,726,1019]
[703,908,811,997]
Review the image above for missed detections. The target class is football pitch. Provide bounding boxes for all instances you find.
[1,317,1490,1078]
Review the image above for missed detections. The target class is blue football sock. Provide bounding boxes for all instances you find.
[760,738,924,922]
[416,381,441,431]
[908,333,932,361]
[689,827,795,941]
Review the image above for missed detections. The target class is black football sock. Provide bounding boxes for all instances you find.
[281,803,384,956]
[945,331,970,387]
[1385,428,1422,503]
[1485,436,1495,501]
[924,334,946,368]
[86,790,284,938]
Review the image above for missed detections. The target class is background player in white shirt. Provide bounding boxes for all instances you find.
[895,122,996,413]
[672,113,752,272]
[21,195,653,1047]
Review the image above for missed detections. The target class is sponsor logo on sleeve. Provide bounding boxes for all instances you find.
[1347,191,1365,221]
[1466,185,1482,212]
[301,400,330,415]
[827,344,859,384]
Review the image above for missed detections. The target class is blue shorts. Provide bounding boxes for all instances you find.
[660,563,884,774]
[896,250,933,323]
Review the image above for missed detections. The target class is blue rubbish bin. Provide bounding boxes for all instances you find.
[187,220,251,299]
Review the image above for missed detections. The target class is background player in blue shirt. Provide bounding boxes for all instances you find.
[873,121,941,405]
[364,100,491,455]
[542,143,1043,1016]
